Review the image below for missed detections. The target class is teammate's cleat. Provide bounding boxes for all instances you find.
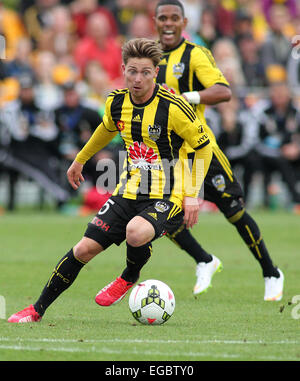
[7,304,42,323]
[95,277,134,306]
[193,255,223,295]
[264,268,284,301]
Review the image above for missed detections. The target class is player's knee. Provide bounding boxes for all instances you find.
[126,225,146,247]
[126,217,155,247]
[73,238,103,262]
[224,197,246,225]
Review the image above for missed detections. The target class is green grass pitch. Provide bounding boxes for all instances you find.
[0,210,299,361]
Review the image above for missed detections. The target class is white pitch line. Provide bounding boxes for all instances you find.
[0,337,298,345]
[0,344,240,359]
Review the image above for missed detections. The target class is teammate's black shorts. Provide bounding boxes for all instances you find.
[188,150,244,219]
[84,195,184,249]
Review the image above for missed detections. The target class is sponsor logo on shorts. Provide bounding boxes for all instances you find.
[212,174,226,192]
[92,217,110,232]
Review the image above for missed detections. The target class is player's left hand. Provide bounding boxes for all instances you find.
[183,196,200,229]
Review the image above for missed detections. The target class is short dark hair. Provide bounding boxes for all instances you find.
[122,38,163,67]
[155,0,185,17]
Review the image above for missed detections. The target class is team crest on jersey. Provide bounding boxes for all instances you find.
[212,174,226,192]
[148,124,161,142]
[128,141,161,170]
[173,62,185,79]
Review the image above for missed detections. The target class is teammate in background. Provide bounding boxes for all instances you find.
[8,38,212,323]
[154,0,284,301]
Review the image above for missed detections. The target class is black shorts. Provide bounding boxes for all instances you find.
[188,151,244,219]
[84,195,184,249]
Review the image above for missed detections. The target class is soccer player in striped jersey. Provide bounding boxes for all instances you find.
[154,0,284,301]
[8,38,213,322]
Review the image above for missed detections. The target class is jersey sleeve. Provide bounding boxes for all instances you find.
[102,93,119,132]
[171,98,210,150]
[191,46,229,89]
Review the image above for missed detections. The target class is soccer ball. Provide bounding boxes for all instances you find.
[128,279,175,325]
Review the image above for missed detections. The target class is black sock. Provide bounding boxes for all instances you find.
[34,249,85,316]
[121,242,152,283]
[232,212,279,278]
[167,226,213,264]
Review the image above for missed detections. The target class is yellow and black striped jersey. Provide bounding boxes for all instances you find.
[76,84,212,207]
[156,38,229,146]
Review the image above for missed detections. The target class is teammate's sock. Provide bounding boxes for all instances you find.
[121,242,152,283]
[167,226,213,264]
[231,211,279,278]
[34,249,86,316]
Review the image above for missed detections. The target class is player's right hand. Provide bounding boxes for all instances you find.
[67,160,85,190]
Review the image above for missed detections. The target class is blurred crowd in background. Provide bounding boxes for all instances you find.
[0,0,300,214]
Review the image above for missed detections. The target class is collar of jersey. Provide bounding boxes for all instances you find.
[129,84,159,108]
[161,37,185,54]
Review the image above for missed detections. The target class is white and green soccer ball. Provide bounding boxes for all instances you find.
[129,279,175,325]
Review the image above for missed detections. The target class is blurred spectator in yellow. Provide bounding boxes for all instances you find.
[37,5,76,61]
[70,0,118,39]
[0,72,19,107]
[23,0,59,47]
[0,1,27,60]
[112,0,150,37]
[73,12,123,87]
[265,63,287,83]
[236,0,269,44]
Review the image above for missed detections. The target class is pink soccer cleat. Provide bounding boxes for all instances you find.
[95,277,134,307]
[8,304,42,323]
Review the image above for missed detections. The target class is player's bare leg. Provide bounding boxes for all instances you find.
[95,217,155,307]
